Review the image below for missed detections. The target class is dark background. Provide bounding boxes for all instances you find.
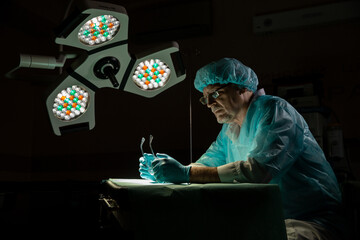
[0,0,359,237]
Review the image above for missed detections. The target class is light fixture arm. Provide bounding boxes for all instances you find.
[19,53,78,69]
[5,52,79,79]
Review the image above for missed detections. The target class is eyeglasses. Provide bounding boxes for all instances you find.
[199,85,228,105]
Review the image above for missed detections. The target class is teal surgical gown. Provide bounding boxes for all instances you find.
[194,90,343,233]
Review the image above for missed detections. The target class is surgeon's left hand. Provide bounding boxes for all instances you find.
[152,154,191,184]
[139,153,156,182]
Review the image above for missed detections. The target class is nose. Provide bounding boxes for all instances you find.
[206,96,216,108]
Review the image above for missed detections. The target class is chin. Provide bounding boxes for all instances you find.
[216,115,231,124]
[216,114,233,124]
[216,118,223,124]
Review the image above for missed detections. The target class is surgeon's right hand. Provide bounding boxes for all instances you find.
[139,153,156,181]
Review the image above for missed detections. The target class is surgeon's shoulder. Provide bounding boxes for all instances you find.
[254,95,289,109]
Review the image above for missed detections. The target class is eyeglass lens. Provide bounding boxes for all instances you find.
[199,85,227,105]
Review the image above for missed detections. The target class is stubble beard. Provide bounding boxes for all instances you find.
[215,111,234,124]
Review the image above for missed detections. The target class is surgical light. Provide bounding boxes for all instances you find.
[52,85,89,121]
[132,59,170,90]
[6,1,186,136]
[78,15,120,46]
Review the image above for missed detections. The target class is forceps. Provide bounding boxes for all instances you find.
[140,134,157,159]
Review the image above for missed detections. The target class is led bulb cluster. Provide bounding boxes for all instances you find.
[78,15,120,46]
[132,59,170,90]
[52,85,89,121]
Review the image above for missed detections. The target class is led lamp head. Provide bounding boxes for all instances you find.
[78,15,120,46]
[52,85,89,121]
[55,1,128,51]
[132,59,171,91]
[46,73,96,136]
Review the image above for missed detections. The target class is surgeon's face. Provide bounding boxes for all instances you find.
[202,84,245,124]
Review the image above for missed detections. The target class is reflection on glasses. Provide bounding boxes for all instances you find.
[199,85,228,105]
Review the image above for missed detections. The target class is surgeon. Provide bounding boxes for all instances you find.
[139,58,347,240]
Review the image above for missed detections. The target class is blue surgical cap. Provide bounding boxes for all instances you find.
[194,58,258,92]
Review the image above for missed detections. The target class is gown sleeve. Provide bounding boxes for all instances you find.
[247,99,305,179]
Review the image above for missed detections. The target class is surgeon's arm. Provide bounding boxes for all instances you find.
[189,158,270,183]
[217,158,271,183]
[189,166,220,183]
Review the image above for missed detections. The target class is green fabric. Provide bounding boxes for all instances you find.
[104,179,287,240]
